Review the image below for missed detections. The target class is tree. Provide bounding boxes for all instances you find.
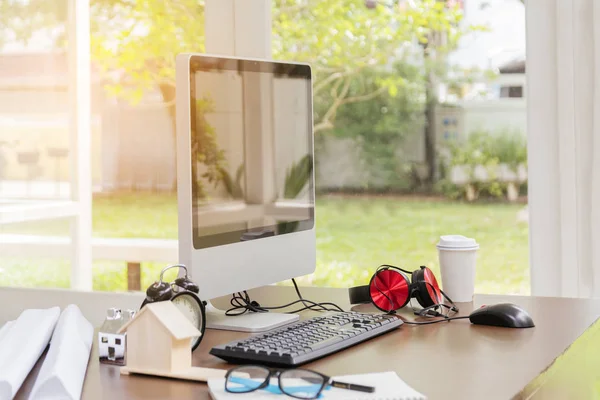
[88,0,468,188]
[330,62,426,190]
[276,0,471,186]
[90,1,224,193]
[87,0,466,134]
[1,0,470,188]
[273,0,465,133]
[0,1,67,48]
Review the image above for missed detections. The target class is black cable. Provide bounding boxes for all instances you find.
[401,316,470,325]
[291,278,345,313]
[225,282,345,316]
[292,278,323,311]
[226,296,343,316]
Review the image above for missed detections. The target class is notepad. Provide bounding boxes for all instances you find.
[208,371,426,400]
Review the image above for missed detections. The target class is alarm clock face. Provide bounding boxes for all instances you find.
[171,292,206,351]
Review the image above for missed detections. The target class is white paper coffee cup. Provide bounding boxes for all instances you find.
[437,235,479,302]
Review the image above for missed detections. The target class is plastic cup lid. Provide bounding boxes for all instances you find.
[436,235,479,250]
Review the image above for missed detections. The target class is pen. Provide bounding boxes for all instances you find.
[330,380,376,393]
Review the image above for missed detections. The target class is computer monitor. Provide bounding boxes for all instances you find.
[175,54,316,332]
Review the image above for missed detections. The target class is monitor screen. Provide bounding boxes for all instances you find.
[188,56,315,250]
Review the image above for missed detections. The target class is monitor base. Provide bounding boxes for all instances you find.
[205,302,299,333]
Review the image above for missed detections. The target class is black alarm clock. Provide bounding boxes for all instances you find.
[141,264,206,351]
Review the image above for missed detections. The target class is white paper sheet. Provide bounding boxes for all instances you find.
[0,307,60,400]
[29,305,94,400]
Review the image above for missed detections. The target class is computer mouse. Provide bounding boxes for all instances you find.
[469,303,535,328]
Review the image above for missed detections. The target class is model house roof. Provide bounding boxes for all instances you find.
[118,301,200,340]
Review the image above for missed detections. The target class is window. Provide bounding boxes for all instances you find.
[0,1,91,290]
[500,86,524,98]
[1,0,528,296]
[115,338,121,345]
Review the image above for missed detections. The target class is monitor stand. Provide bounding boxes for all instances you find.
[205,302,299,333]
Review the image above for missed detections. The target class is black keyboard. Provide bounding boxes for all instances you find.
[209,312,403,366]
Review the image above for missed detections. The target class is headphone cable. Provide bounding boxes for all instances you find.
[225,279,345,316]
[291,278,345,312]
[400,315,470,325]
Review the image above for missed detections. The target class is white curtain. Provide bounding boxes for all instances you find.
[527,0,600,297]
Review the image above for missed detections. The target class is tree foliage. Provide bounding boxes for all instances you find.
[273,0,466,132]
[0,0,67,47]
[0,0,474,192]
[330,62,426,190]
[88,0,467,134]
[90,0,205,105]
[0,1,486,130]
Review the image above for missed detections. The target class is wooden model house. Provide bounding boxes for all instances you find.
[118,301,225,382]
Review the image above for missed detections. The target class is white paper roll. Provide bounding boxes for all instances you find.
[29,305,94,400]
[0,307,60,400]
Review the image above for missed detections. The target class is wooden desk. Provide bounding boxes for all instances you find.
[6,291,600,399]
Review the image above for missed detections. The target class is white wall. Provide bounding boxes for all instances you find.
[316,137,369,189]
[437,99,527,142]
[462,99,526,135]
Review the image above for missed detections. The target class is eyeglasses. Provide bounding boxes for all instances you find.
[225,365,331,399]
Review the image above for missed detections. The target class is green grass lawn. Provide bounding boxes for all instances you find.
[0,192,530,294]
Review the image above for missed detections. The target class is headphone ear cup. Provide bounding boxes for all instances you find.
[369,268,411,312]
[411,268,439,308]
[412,266,444,307]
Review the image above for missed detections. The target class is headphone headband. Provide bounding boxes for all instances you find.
[348,285,371,305]
[377,264,412,275]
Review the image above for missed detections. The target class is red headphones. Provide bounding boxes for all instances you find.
[349,265,458,316]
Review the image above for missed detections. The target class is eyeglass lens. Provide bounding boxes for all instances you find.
[279,369,326,399]
[225,366,269,393]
